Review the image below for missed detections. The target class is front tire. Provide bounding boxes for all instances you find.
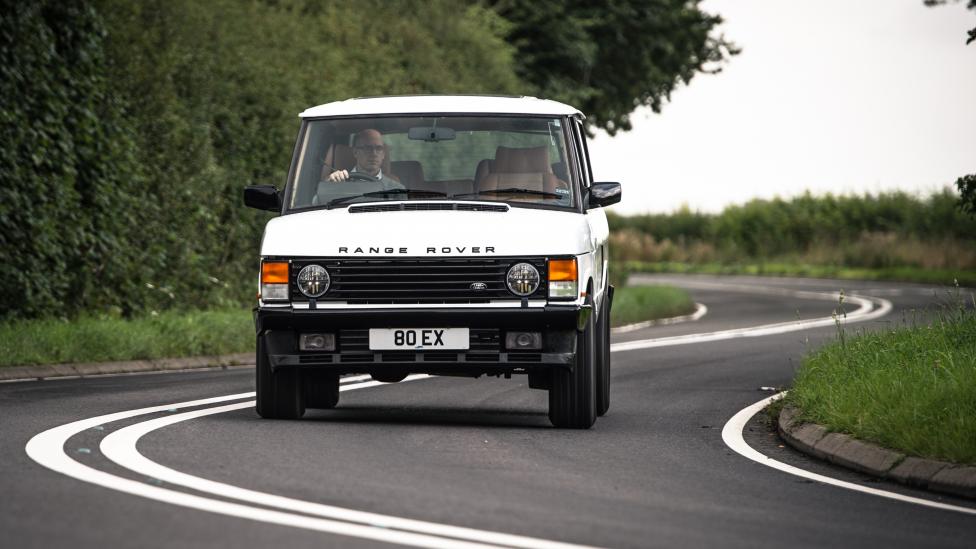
[548,302,597,429]
[596,300,611,416]
[255,336,305,419]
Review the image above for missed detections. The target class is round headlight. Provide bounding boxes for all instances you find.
[297,264,330,298]
[506,263,540,296]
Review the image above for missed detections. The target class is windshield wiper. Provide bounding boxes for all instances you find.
[325,188,447,209]
[451,187,563,199]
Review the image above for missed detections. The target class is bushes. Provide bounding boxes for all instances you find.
[608,190,976,271]
[0,0,520,321]
[0,3,143,319]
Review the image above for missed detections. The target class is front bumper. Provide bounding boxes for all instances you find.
[255,305,587,374]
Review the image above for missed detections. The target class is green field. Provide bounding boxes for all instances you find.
[787,297,976,464]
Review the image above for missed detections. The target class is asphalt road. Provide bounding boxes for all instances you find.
[2,274,973,548]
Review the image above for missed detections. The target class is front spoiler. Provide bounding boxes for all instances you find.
[254,304,586,374]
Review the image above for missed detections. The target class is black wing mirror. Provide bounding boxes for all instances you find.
[588,182,621,208]
[244,185,281,211]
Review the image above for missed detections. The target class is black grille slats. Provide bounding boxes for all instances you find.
[291,258,546,304]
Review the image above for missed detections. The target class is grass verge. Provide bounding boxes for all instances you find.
[0,309,254,367]
[615,260,976,288]
[611,285,695,327]
[786,296,976,464]
[0,285,695,367]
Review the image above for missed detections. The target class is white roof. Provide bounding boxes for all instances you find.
[300,95,583,119]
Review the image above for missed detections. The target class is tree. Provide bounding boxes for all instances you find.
[924,0,976,44]
[487,0,738,135]
[957,175,976,218]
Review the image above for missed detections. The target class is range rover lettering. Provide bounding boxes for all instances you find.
[244,95,621,428]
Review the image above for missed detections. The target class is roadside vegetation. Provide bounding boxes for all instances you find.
[608,190,976,287]
[786,292,976,464]
[0,284,692,366]
[0,309,253,367]
[610,285,695,328]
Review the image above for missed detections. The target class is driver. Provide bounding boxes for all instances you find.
[325,129,403,191]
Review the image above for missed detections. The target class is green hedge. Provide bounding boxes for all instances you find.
[608,190,976,261]
[0,0,520,321]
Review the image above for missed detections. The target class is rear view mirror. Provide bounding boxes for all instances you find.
[588,182,622,208]
[244,185,281,211]
[408,126,456,142]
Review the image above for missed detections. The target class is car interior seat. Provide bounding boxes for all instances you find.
[476,146,566,197]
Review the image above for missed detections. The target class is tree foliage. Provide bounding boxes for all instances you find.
[488,0,738,134]
[924,0,976,44]
[0,0,520,320]
[1,0,744,321]
[957,175,976,218]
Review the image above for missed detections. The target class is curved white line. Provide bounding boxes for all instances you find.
[27,376,596,549]
[99,398,593,549]
[611,302,707,334]
[25,283,904,546]
[611,292,892,353]
[721,393,976,516]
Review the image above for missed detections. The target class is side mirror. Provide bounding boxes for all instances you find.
[588,182,621,208]
[244,185,281,211]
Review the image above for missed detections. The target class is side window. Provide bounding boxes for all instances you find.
[572,119,592,188]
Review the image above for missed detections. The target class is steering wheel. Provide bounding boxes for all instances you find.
[347,172,379,182]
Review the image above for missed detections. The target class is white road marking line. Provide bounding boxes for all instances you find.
[24,281,913,546]
[610,292,892,353]
[27,376,598,549]
[721,393,976,516]
[611,302,707,334]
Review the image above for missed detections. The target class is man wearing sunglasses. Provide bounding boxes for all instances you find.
[324,128,403,190]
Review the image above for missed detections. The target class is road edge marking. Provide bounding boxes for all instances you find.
[720,392,976,516]
[26,377,598,549]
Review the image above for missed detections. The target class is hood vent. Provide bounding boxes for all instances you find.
[348,202,509,213]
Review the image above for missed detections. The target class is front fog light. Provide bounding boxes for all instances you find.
[506,263,540,296]
[505,331,542,350]
[299,333,335,351]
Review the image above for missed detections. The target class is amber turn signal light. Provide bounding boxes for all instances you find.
[548,258,577,281]
[261,261,289,284]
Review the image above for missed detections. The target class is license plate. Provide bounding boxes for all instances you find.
[369,328,469,350]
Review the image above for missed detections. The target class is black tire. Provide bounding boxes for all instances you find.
[305,371,340,409]
[596,301,611,417]
[548,302,597,429]
[255,336,305,419]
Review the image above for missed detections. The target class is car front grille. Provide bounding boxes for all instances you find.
[290,257,547,304]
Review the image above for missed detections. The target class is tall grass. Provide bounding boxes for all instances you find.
[787,292,976,464]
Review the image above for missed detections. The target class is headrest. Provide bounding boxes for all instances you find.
[329,144,356,170]
[494,146,552,174]
[474,159,494,184]
[391,160,424,187]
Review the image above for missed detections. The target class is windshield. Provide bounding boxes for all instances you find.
[286,116,577,211]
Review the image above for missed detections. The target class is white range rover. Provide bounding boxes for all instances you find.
[243,95,621,428]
